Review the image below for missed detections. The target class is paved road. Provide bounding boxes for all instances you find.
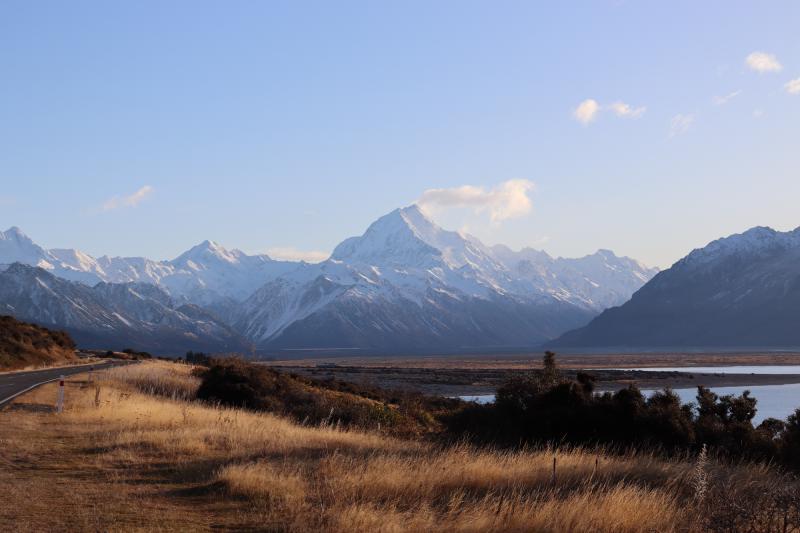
[0,360,131,407]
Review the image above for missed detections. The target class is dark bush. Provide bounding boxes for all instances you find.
[445,352,794,468]
[195,358,457,436]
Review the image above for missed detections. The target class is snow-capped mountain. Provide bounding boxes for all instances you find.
[0,227,299,305]
[0,208,658,353]
[233,206,657,351]
[550,226,800,349]
[0,227,102,284]
[0,263,251,354]
[492,245,657,310]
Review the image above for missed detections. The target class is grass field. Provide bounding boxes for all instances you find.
[0,361,795,532]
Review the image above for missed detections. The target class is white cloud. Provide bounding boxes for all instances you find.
[669,114,694,138]
[785,78,800,95]
[418,179,535,223]
[712,90,741,105]
[102,185,154,211]
[753,109,764,119]
[573,99,600,124]
[266,247,329,263]
[573,99,647,124]
[609,101,646,118]
[745,52,782,73]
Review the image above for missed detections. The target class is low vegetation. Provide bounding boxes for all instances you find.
[3,357,800,531]
[0,315,76,370]
[195,357,460,437]
[102,348,154,361]
[192,354,800,474]
[450,351,800,472]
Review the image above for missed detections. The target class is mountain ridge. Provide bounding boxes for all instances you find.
[0,263,252,354]
[550,225,800,349]
[1,206,659,353]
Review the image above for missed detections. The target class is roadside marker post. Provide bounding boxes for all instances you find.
[88,366,94,383]
[56,375,65,413]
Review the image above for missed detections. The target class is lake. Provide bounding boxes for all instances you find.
[612,365,800,375]
[459,365,800,424]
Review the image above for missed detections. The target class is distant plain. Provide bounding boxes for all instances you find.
[266,352,800,397]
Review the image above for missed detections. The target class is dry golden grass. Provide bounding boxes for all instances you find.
[107,360,201,399]
[219,447,687,532]
[0,360,781,532]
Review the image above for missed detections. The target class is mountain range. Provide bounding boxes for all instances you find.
[0,263,250,354]
[1,205,658,354]
[550,226,800,349]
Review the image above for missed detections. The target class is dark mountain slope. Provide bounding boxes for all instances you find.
[0,264,252,355]
[551,227,800,349]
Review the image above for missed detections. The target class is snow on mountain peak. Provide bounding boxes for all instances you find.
[1,227,297,302]
[680,226,800,268]
[1,210,661,320]
[0,226,53,268]
[173,239,244,266]
[2,226,27,239]
[330,205,443,266]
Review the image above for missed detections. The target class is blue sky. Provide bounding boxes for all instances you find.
[1,1,798,268]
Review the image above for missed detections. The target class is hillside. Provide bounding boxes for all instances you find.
[0,315,77,370]
[551,226,800,349]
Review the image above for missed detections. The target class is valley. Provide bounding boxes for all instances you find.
[267,352,800,397]
[4,4,798,531]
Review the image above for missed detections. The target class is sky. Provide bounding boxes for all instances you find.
[1,1,799,269]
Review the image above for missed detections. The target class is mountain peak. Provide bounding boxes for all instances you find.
[0,227,55,271]
[174,239,241,265]
[330,204,509,280]
[680,225,800,268]
[198,239,223,251]
[593,248,616,257]
[330,205,443,265]
[366,204,438,234]
[1,226,30,241]
[399,203,426,218]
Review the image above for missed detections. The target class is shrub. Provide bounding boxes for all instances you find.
[446,352,793,468]
[195,358,451,436]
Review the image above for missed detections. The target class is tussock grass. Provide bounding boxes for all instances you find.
[78,362,686,530]
[220,448,685,532]
[107,360,200,400]
[217,462,308,506]
[329,485,680,533]
[71,362,407,459]
[3,360,792,532]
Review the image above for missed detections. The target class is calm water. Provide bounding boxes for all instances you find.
[612,365,800,375]
[459,365,800,424]
[648,383,800,424]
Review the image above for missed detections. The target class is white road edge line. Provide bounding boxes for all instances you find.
[0,376,63,407]
[0,361,119,407]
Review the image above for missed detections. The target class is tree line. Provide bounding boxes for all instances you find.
[447,352,800,470]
